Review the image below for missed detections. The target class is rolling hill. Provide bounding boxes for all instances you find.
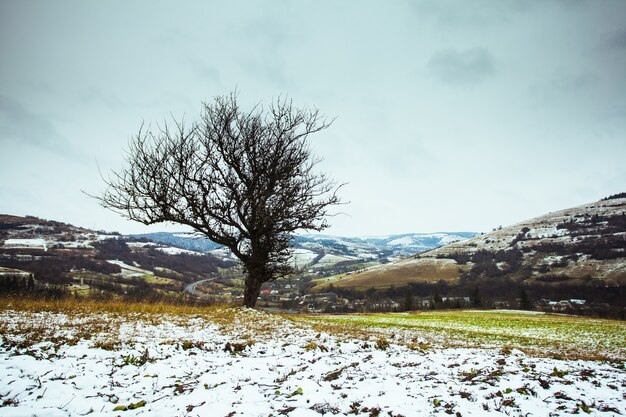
[0,214,235,299]
[311,194,626,312]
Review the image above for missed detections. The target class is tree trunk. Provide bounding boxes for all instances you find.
[243,275,263,308]
[242,258,273,307]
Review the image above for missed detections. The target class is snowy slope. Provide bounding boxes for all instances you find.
[130,232,222,253]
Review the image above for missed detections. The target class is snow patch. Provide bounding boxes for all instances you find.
[3,238,47,251]
[106,260,152,277]
[154,246,202,256]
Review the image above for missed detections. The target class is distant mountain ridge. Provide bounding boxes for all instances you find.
[131,231,479,265]
[293,232,477,260]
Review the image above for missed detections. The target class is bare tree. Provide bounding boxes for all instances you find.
[96,92,341,307]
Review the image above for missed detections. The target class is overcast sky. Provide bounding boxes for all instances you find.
[1,0,625,237]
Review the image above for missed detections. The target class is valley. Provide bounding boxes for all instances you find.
[1,194,625,317]
[0,214,475,310]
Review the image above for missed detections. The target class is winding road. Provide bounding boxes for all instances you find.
[184,278,216,297]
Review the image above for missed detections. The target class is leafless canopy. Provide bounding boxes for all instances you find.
[97,92,341,306]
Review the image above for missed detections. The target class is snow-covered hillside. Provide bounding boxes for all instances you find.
[0,215,232,298]
[435,196,626,257]
[0,215,119,250]
[130,232,222,253]
[0,215,207,259]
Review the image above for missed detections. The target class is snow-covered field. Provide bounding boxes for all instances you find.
[0,308,624,417]
[316,254,359,267]
[105,260,152,278]
[153,246,202,256]
[291,248,319,267]
[2,239,48,251]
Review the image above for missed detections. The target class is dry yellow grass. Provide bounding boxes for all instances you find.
[313,257,466,291]
[0,296,304,353]
[0,296,223,316]
[0,296,248,350]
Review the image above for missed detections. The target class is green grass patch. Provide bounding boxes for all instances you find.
[291,310,626,361]
[143,275,177,285]
[310,273,348,287]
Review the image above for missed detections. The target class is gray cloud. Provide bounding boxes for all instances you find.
[0,96,65,150]
[235,14,293,89]
[606,28,626,50]
[527,70,596,119]
[408,0,541,28]
[79,87,125,111]
[408,0,590,29]
[549,71,595,93]
[428,47,495,85]
[187,58,221,82]
[240,57,292,89]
